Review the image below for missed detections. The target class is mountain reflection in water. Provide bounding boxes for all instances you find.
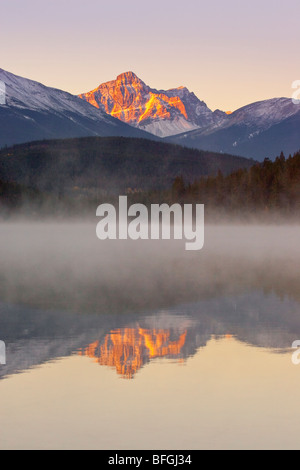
[79,328,187,379]
[1,225,300,381]
[1,225,300,450]
[1,289,300,381]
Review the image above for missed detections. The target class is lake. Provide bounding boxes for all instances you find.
[0,223,300,450]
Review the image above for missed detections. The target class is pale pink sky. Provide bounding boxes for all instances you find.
[1,0,299,111]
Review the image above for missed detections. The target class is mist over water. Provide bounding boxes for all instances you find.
[1,220,300,373]
[0,221,299,313]
[1,221,300,450]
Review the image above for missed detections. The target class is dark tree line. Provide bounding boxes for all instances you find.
[0,180,38,207]
[170,151,300,216]
[1,149,300,219]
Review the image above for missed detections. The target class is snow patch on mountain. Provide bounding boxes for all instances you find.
[139,116,199,138]
[0,68,115,124]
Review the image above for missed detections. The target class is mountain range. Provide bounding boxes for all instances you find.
[80,72,300,160]
[79,71,227,137]
[0,68,156,148]
[0,68,299,161]
[167,97,300,160]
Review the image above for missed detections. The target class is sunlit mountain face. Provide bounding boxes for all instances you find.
[0,69,156,149]
[78,72,226,137]
[78,71,300,159]
[79,328,187,379]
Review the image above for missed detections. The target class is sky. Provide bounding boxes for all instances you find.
[0,0,299,111]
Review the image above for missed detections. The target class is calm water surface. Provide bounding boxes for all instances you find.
[0,223,300,450]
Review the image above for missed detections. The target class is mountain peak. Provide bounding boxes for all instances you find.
[116,71,141,83]
[0,68,156,148]
[79,73,224,137]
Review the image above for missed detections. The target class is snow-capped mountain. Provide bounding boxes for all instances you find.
[79,72,226,138]
[217,98,299,131]
[78,72,300,159]
[0,69,156,148]
[1,67,299,160]
[168,97,300,160]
